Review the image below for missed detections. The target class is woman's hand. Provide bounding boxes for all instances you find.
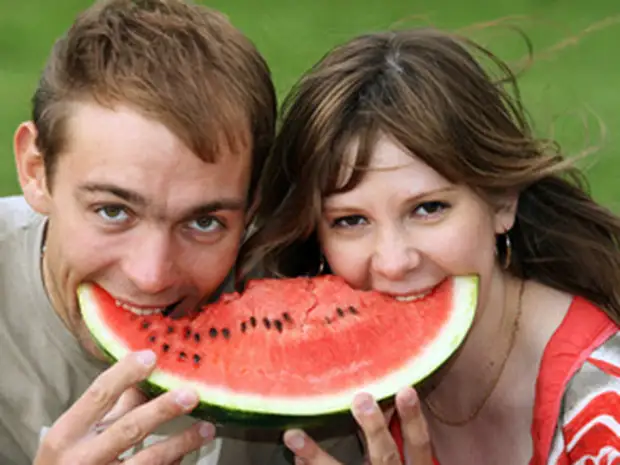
[283,386,433,465]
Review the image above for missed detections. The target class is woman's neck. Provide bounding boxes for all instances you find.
[419,269,524,426]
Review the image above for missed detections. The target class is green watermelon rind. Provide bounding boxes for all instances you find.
[78,275,478,429]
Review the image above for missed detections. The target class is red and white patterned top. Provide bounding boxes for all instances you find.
[390,296,620,465]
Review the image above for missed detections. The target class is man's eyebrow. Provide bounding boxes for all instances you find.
[186,199,246,217]
[78,183,147,206]
[78,183,245,215]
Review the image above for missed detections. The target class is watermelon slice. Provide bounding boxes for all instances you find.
[77,274,477,428]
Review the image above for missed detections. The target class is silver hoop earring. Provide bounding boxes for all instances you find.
[501,233,512,270]
[316,255,325,276]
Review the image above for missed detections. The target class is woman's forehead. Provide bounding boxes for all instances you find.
[326,135,453,203]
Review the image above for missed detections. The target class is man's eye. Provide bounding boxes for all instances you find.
[189,216,223,233]
[96,205,129,223]
[331,215,367,228]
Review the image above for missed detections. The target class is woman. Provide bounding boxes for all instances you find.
[240,27,620,465]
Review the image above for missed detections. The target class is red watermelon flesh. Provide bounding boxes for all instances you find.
[78,274,478,427]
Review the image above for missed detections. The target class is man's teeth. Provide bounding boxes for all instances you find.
[115,300,165,316]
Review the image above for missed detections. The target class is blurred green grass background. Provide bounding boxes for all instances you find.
[1,1,619,208]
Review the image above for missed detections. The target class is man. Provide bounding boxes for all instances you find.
[1,0,277,463]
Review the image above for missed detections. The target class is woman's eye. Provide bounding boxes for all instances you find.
[189,216,223,233]
[331,215,368,228]
[413,201,449,217]
[96,205,129,223]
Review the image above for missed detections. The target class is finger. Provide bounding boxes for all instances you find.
[357,404,395,453]
[283,429,341,465]
[352,393,400,465]
[88,388,148,434]
[396,387,433,465]
[46,350,157,445]
[79,387,201,463]
[125,421,215,465]
[103,387,148,422]
[87,388,149,438]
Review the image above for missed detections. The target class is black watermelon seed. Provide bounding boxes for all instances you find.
[166,326,174,334]
[194,333,201,343]
[262,318,271,330]
[325,317,332,324]
[274,320,283,333]
[148,335,156,343]
[179,351,187,360]
[208,328,218,338]
[222,328,231,339]
[162,343,170,352]
[250,316,257,327]
[282,312,293,323]
[241,321,247,333]
[349,306,358,315]
[184,327,192,339]
[336,307,345,317]
[193,354,201,363]
[141,321,151,330]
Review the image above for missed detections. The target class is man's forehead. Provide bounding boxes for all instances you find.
[62,101,252,159]
[59,103,249,167]
[55,103,253,214]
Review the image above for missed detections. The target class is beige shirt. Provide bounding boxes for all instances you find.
[0,196,363,464]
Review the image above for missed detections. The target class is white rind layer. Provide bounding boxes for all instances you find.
[78,275,478,416]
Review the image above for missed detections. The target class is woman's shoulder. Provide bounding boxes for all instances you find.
[535,287,617,383]
[563,330,619,409]
[529,288,618,465]
[541,331,619,465]
[524,280,617,358]
[558,301,618,420]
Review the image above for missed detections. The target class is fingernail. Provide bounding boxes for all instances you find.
[353,393,377,415]
[403,387,418,407]
[286,431,305,451]
[174,389,198,408]
[136,350,156,367]
[198,422,215,439]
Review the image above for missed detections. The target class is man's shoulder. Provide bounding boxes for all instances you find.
[0,195,43,240]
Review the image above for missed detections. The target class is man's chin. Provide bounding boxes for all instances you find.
[77,326,111,364]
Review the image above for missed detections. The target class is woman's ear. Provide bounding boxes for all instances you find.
[14,121,52,215]
[493,192,519,234]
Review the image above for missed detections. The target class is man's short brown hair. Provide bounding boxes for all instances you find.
[33,0,276,202]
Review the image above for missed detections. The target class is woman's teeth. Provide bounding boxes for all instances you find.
[394,291,431,302]
[115,300,165,316]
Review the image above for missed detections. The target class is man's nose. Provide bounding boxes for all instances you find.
[123,231,177,295]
